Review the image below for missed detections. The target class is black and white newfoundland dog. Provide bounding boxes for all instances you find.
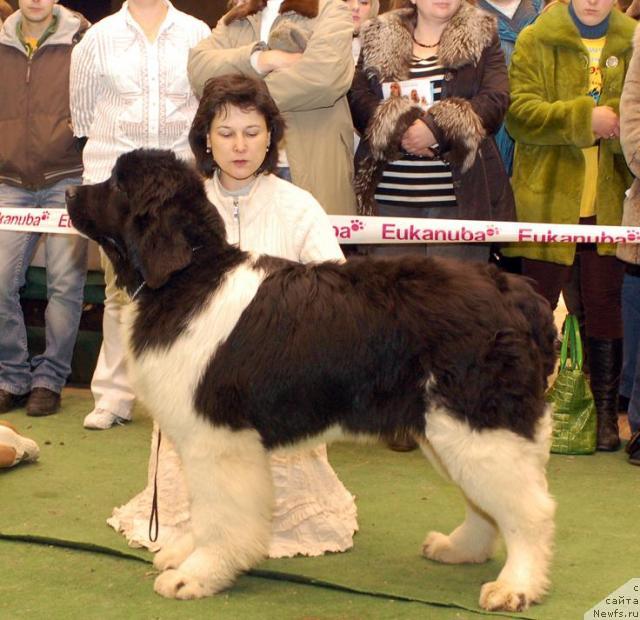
[67,149,557,612]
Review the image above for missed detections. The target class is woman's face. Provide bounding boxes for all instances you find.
[413,0,462,25]
[343,0,372,33]
[571,0,617,26]
[208,104,270,191]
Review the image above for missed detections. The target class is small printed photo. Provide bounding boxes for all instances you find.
[382,78,434,110]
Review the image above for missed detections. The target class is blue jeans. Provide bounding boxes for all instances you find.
[621,272,640,434]
[0,179,88,395]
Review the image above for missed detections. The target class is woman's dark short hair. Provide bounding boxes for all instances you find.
[189,74,285,178]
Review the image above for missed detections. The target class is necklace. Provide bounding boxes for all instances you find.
[412,35,440,49]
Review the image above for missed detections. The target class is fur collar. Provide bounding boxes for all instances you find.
[224,0,319,25]
[360,3,496,81]
[532,3,636,55]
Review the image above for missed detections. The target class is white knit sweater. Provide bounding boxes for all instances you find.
[205,172,344,263]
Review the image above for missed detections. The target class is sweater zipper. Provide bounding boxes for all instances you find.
[25,55,33,184]
[233,197,241,247]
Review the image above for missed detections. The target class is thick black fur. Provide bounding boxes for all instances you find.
[67,149,557,449]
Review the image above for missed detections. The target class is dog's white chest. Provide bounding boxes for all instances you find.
[121,262,265,435]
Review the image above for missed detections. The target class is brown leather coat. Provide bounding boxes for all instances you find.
[0,6,88,189]
[348,4,514,221]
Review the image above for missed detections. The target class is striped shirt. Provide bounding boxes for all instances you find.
[70,0,210,184]
[375,56,457,209]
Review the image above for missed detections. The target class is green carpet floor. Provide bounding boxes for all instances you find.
[1,389,637,619]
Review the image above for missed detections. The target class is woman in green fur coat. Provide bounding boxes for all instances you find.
[505,0,637,451]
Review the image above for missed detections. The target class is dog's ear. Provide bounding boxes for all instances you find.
[130,209,193,289]
[127,186,193,289]
[120,151,199,289]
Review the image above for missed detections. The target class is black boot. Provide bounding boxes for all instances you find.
[587,338,622,451]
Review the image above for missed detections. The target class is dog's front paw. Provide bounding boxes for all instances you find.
[154,533,195,571]
[479,581,529,612]
[154,569,213,600]
[154,547,238,600]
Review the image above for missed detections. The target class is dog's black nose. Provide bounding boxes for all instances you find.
[65,186,78,203]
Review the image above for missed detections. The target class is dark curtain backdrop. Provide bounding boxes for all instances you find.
[9,2,393,27]
[53,1,224,27]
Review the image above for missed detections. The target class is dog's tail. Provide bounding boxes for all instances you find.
[487,265,558,386]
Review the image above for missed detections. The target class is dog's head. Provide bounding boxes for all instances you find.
[67,149,226,294]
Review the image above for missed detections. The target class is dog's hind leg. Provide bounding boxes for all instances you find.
[153,426,273,600]
[423,406,555,612]
[419,440,498,564]
[421,497,498,564]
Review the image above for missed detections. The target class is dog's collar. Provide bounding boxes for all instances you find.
[130,281,146,301]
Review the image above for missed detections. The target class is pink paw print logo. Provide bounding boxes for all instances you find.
[350,219,365,232]
[627,230,637,242]
[40,210,50,221]
[485,225,500,237]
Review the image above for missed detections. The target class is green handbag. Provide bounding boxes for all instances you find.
[546,314,597,455]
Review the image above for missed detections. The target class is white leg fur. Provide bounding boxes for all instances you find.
[423,406,555,612]
[419,440,498,563]
[154,426,274,600]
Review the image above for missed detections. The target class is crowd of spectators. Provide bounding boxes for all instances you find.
[0,0,638,495]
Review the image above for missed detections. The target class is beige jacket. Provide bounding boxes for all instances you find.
[619,26,640,265]
[188,0,356,215]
